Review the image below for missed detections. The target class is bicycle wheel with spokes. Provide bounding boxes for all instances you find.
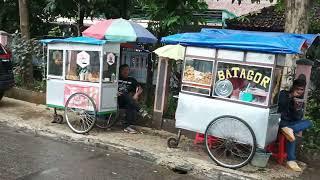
[65,93,97,134]
[95,112,119,129]
[205,115,256,169]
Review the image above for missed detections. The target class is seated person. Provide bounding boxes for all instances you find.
[278,79,312,172]
[118,64,149,134]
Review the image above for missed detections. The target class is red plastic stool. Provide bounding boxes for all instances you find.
[266,132,287,165]
[194,133,218,148]
[194,133,205,144]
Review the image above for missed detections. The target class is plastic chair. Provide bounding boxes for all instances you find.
[194,133,218,148]
[266,132,287,165]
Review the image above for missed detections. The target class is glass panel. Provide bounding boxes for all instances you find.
[271,68,283,105]
[102,52,118,83]
[65,50,100,83]
[214,62,272,105]
[48,50,63,76]
[182,58,213,85]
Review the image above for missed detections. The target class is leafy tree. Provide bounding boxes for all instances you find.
[44,0,135,36]
[137,0,208,39]
[9,33,43,88]
[0,0,19,34]
[0,0,55,37]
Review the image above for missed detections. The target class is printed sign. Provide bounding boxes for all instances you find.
[106,53,115,65]
[64,84,99,110]
[77,51,90,68]
[217,67,271,88]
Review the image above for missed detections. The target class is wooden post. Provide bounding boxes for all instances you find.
[152,57,171,129]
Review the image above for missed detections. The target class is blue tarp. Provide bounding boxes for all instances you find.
[161,28,319,54]
[40,36,107,45]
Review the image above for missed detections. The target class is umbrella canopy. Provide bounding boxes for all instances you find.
[154,44,186,60]
[82,18,157,44]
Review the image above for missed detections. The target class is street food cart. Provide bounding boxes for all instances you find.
[160,29,318,169]
[41,18,157,134]
[42,37,121,134]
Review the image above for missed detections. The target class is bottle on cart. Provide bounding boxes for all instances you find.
[111,73,116,82]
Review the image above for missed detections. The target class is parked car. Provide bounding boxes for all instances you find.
[0,43,14,101]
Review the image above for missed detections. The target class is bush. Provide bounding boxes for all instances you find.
[304,43,320,150]
[10,32,46,92]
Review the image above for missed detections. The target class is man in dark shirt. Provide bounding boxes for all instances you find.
[118,64,147,133]
[278,79,312,171]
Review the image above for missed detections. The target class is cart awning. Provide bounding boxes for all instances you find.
[161,29,319,54]
[40,36,107,45]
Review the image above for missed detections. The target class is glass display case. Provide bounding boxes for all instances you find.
[102,52,118,83]
[213,62,272,106]
[48,50,63,77]
[65,50,100,83]
[181,58,214,95]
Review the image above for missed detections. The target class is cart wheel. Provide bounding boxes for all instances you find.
[54,115,64,124]
[95,112,119,129]
[167,137,179,148]
[205,115,256,169]
[65,93,97,134]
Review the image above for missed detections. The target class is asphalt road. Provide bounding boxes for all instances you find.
[0,123,201,180]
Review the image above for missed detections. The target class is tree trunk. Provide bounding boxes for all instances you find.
[18,0,30,39]
[18,0,33,86]
[284,0,310,33]
[281,0,311,91]
[76,2,85,36]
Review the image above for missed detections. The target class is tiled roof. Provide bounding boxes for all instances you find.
[226,6,285,32]
[225,4,320,32]
[205,0,275,16]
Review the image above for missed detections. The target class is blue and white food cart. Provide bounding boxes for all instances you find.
[161,29,318,169]
[42,37,122,134]
[41,19,157,134]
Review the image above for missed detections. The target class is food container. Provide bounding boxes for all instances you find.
[251,149,272,168]
[240,91,254,102]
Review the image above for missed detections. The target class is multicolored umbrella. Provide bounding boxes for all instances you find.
[82,18,157,44]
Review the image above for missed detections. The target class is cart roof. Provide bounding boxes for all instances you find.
[40,36,107,45]
[161,28,319,54]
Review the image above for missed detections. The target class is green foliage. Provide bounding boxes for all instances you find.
[48,26,63,37]
[309,2,320,34]
[137,0,208,39]
[163,93,178,118]
[45,0,134,20]
[9,32,44,89]
[10,32,42,67]
[304,43,320,150]
[0,0,55,37]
